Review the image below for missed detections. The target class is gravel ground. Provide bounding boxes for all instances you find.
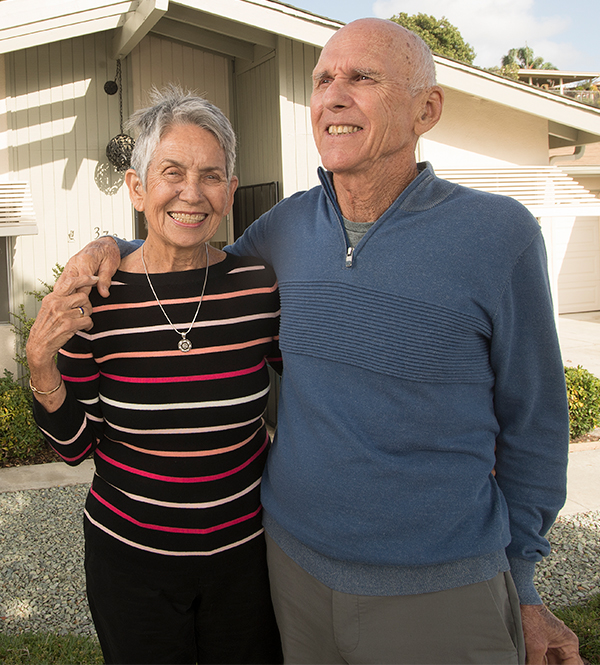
[0,484,599,636]
[0,485,95,637]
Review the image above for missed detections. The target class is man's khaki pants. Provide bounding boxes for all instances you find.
[266,535,525,664]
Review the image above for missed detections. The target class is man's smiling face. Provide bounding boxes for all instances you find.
[310,20,428,179]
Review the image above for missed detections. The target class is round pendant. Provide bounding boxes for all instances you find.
[178,338,192,353]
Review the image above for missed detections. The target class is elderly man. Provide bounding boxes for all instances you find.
[62,18,581,664]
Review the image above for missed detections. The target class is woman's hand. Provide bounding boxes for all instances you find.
[26,273,98,412]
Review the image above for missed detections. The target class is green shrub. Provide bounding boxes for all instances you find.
[565,365,600,439]
[0,369,45,464]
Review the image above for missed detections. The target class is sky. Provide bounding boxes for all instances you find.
[292,0,600,73]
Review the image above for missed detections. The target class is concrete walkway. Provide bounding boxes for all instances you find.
[559,311,600,379]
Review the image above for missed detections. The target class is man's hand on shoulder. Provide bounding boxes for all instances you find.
[521,603,583,664]
[59,236,120,298]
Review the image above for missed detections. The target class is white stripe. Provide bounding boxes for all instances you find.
[106,415,262,435]
[227,266,265,274]
[84,510,263,556]
[100,385,270,411]
[38,417,88,446]
[101,476,262,509]
[78,396,99,405]
[79,311,279,341]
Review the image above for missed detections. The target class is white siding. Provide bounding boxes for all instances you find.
[235,53,281,187]
[129,34,232,114]
[277,36,320,197]
[422,87,550,168]
[6,31,134,320]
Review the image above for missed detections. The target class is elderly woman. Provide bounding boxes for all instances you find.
[26,88,282,664]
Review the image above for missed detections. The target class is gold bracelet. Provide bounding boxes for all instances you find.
[29,376,63,395]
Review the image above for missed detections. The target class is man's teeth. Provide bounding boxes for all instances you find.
[169,213,206,223]
[328,125,361,135]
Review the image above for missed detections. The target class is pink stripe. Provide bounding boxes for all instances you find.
[95,432,268,482]
[100,359,265,384]
[62,373,100,383]
[93,284,278,313]
[95,338,273,363]
[59,349,94,359]
[89,487,261,534]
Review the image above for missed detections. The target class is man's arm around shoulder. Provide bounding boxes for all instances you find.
[58,236,140,297]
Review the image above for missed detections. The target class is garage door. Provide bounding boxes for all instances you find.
[558,217,600,314]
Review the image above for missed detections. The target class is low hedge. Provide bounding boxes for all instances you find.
[565,365,600,439]
[0,370,46,465]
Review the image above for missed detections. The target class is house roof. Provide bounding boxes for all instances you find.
[0,0,341,59]
[517,69,600,89]
[1,0,599,149]
[433,57,600,149]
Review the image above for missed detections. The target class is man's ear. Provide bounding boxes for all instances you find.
[415,86,444,137]
[125,169,145,212]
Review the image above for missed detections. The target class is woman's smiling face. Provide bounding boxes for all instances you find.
[126,123,238,254]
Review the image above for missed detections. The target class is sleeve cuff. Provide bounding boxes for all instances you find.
[115,237,143,259]
[508,557,543,605]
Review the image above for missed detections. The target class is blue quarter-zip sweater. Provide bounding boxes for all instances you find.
[232,163,569,604]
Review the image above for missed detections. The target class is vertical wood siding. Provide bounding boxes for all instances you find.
[6,31,134,316]
[129,34,232,115]
[277,36,321,197]
[234,53,281,187]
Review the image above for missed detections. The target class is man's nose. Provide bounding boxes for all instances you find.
[322,78,351,109]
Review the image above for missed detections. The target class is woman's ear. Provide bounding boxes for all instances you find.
[125,169,145,212]
[224,176,239,216]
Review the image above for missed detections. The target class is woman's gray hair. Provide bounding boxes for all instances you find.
[127,85,236,186]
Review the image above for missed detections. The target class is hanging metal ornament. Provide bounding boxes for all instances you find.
[105,60,135,172]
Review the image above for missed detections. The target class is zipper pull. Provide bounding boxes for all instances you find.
[345,246,354,267]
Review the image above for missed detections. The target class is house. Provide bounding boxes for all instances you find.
[1,0,600,375]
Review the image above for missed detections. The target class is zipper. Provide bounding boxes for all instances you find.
[346,246,354,268]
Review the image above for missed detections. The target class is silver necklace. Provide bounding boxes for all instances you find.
[140,242,209,353]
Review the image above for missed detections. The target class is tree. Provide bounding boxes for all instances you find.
[487,46,557,80]
[389,13,476,65]
[501,46,557,70]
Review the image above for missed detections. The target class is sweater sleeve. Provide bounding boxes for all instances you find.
[226,211,273,265]
[32,331,104,466]
[490,230,569,604]
[115,237,143,258]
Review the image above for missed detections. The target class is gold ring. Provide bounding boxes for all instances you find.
[77,306,85,317]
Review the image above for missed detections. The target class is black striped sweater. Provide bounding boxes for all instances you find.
[33,252,281,558]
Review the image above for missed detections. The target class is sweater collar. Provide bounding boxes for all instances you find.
[317,162,457,222]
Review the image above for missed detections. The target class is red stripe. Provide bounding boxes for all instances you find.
[56,442,94,462]
[94,432,269,482]
[100,359,266,384]
[62,373,100,383]
[90,487,262,534]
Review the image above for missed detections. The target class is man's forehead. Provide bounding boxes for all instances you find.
[312,47,395,81]
[314,31,407,76]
